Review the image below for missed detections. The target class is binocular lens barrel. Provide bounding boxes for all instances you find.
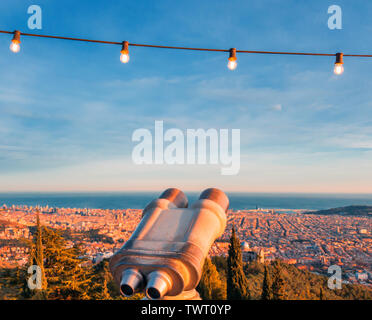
[159,188,188,208]
[145,270,172,300]
[199,188,229,213]
[120,268,143,297]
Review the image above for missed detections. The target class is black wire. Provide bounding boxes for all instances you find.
[1,29,372,58]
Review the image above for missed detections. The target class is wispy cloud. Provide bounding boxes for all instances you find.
[272,104,282,111]
[1,0,372,192]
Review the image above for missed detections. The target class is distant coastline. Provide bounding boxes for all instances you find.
[1,192,372,211]
[308,205,372,217]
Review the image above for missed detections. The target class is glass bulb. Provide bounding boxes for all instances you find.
[10,41,20,53]
[227,59,237,70]
[120,52,129,63]
[334,63,344,75]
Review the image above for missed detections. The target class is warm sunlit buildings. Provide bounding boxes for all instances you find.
[0,204,370,287]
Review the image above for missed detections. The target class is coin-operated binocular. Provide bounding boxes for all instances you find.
[109,188,229,300]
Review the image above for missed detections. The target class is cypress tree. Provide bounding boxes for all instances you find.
[272,261,287,300]
[197,257,226,300]
[319,287,324,300]
[25,212,47,299]
[227,227,249,300]
[35,212,47,291]
[261,265,273,300]
[304,283,312,299]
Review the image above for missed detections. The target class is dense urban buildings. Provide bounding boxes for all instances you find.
[0,204,370,287]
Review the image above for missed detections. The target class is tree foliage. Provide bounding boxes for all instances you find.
[261,265,273,300]
[197,257,226,300]
[1,220,371,301]
[227,227,249,300]
[35,226,90,299]
[271,260,288,300]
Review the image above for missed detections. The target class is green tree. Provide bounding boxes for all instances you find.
[99,279,112,300]
[319,287,324,300]
[304,282,312,300]
[88,259,118,300]
[271,261,287,300]
[227,227,249,300]
[25,212,48,299]
[261,265,273,300]
[27,225,92,300]
[197,257,226,300]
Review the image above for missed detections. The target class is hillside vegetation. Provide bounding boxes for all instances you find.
[0,221,370,300]
[309,205,372,217]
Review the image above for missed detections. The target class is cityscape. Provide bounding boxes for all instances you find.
[1,203,370,288]
[1,0,372,313]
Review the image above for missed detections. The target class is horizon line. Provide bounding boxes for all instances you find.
[0,190,371,195]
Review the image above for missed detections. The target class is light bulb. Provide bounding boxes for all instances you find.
[120,52,129,63]
[227,48,237,71]
[10,30,21,53]
[334,53,344,75]
[334,63,344,75]
[10,41,20,53]
[120,41,130,64]
[228,59,237,70]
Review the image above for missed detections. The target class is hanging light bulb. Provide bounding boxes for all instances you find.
[227,48,237,70]
[120,41,130,63]
[10,30,21,53]
[334,52,344,75]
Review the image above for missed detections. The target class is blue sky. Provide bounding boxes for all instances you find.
[0,0,372,193]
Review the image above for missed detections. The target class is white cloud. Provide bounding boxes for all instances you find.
[273,104,282,111]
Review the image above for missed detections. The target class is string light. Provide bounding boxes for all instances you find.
[227,48,237,70]
[2,29,372,74]
[9,30,21,53]
[120,41,129,63]
[334,52,344,75]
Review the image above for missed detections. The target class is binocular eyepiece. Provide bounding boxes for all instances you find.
[120,268,144,297]
[110,187,229,300]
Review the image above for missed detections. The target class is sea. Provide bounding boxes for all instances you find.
[0,192,372,211]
